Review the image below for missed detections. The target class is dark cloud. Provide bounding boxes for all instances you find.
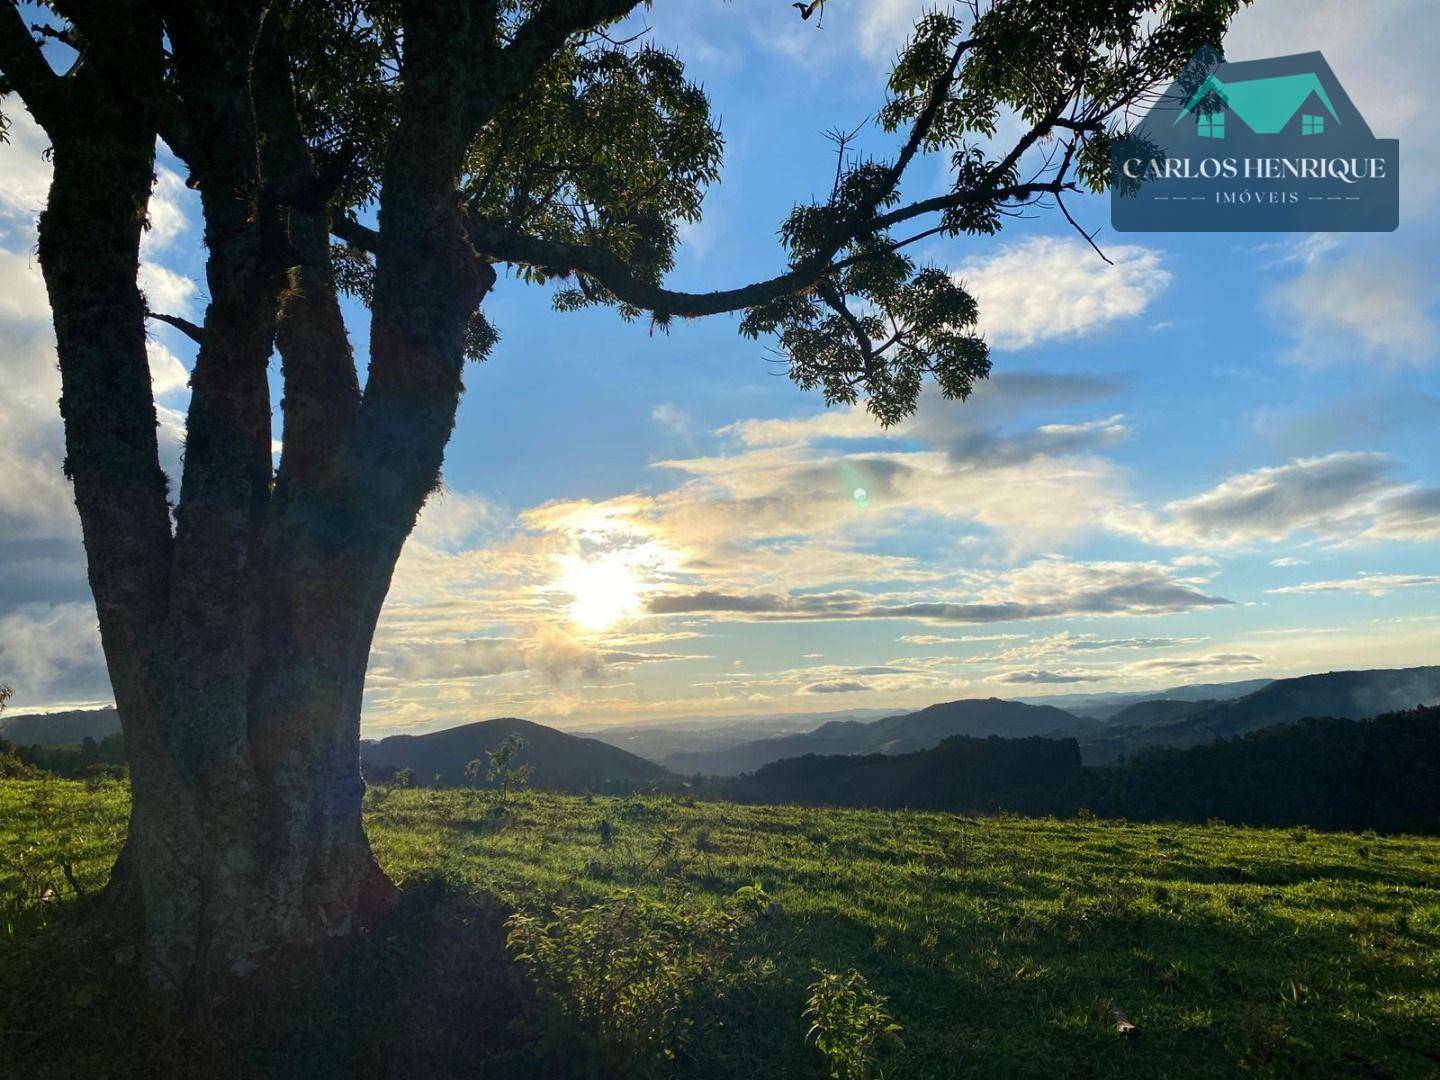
[801,680,872,694]
[1126,653,1263,674]
[646,568,1229,625]
[989,670,1097,684]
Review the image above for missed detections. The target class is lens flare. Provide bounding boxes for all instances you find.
[853,487,868,509]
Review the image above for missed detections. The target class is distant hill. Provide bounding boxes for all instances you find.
[732,705,1440,834]
[663,698,1093,776]
[1026,678,1274,720]
[1082,666,1440,761]
[1082,705,1440,834]
[362,717,671,791]
[1101,697,1216,728]
[0,707,120,746]
[747,735,1082,813]
[580,708,897,763]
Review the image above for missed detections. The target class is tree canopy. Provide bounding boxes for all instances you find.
[8,0,1243,425]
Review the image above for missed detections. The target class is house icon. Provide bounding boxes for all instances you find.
[1173,71,1341,139]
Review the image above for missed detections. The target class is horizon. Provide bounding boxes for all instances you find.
[10,662,1436,740]
[2,0,1438,737]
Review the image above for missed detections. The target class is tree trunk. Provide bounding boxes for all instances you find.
[17,0,493,999]
[122,653,395,993]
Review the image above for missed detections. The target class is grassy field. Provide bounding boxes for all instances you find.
[3,778,1439,1077]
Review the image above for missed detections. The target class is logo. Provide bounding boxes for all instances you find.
[1111,48,1398,232]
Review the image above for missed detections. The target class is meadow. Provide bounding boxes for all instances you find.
[3,778,1438,1078]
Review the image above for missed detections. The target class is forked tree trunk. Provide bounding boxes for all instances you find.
[18,0,495,996]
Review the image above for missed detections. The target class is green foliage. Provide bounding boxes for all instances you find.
[485,733,533,806]
[468,41,722,306]
[0,741,43,780]
[743,0,1248,424]
[0,688,36,779]
[740,253,989,428]
[804,968,901,1080]
[7,783,1438,1077]
[0,733,128,781]
[505,884,769,1076]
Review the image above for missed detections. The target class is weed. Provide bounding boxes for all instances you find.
[803,968,901,1080]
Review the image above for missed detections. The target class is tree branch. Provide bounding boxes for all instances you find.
[483,0,644,118]
[331,214,381,253]
[461,179,1064,320]
[147,309,206,346]
[0,3,66,128]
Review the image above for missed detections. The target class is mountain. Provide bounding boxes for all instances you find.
[1101,697,1216,728]
[578,709,897,763]
[1082,666,1440,761]
[361,717,672,791]
[734,705,1440,834]
[662,698,1094,776]
[1024,678,1274,720]
[0,707,120,746]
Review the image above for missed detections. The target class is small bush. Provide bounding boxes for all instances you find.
[803,968,902,1080]
[506,884,770,1076]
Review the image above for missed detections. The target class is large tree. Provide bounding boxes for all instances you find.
[0,0,1241,994]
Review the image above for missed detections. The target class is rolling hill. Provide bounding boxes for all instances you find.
[1024,677,1274,720]
[1081,665,1440,761]
[0,707,120,746]
[361,716,671,791]
[662,697,1094,776]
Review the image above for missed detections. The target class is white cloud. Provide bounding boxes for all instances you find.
[858,0,928,63]
[0,102,51,227]
[1119,652,1265,677]
[142,167,195,254]
[651,403,695,439]
[0,601,110,706]
[1268,573,1440,598]
[1127,452,1440,548]
[411,489,499,551]
[1269,252,1438,368]
[147,340,191,396]
[138,262,198,317]
[958,237,1170,351]
[0,250,52,324]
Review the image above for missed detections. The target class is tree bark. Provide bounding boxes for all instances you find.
[6,0,590,1002]
[11,1,399,996]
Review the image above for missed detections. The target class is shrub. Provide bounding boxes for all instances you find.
[506,884,769,1076]
[803,968,902,1080]
[0,742,43,780]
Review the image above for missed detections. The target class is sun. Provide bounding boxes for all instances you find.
[556,551,644,631]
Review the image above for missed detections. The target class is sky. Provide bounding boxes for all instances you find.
[1,1,1437,734]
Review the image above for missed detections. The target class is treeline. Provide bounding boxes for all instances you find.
[1084,707,1440,833]
[729,706,1440,834]
[743,735,1079,815]
[0,733,127,780]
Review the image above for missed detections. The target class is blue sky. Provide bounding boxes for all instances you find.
[1,1,1437,732]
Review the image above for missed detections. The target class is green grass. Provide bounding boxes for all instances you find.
[4,778,1440,1077]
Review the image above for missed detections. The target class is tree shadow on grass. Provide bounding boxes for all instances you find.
[0,875,547,1080]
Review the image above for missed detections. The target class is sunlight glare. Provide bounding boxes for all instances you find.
[556,551,645,631]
